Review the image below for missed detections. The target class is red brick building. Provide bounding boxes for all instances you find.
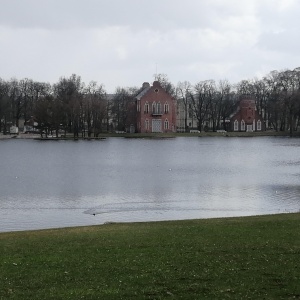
[134,81,176,133]
[229,97,265,132]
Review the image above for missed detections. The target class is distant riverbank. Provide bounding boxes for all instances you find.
[1,130,298,140]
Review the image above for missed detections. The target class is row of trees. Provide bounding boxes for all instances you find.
[0,74,147,137]
[1,68,300,137]
[0,75,109,138]
[176,79,233,132]
[176,68,300,135]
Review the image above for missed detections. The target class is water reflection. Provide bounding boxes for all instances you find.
[0,137,300,232]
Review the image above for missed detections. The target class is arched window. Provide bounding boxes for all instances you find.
[241,120,245,131]
[234,120,238,131]
[257,120,262,131]
[152,102,156,114]
[157,102,161,114]
[144,102,149,114]
[164,119,169,130]
[164,102,169,114]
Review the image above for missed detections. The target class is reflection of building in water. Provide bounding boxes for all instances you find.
[228,96,265,132]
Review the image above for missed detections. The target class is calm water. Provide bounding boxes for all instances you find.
[0,136,299,232]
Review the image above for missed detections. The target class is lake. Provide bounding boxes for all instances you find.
[0,136,299,232]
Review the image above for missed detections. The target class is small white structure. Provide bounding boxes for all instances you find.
[10,126,19,134]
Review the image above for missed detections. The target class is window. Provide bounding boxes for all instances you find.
[241,120,245,131]
[144,102,149,113]
[157,102,161,114]
[164,102,169,114]
[137,100,140,112]
[152,102,156,114]
[234,120,238,131]
[152,102,162,114]
[164,119,169,130]
[257,120,262,131]
[145,119,149,130]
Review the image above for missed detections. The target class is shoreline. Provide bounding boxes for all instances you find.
[1,211,298,235]
[0,130,298,140]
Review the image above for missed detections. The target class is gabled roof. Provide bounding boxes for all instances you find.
[229,106,240,119]
[135,86,151,100]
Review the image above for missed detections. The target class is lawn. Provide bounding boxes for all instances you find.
[1,213,300,299]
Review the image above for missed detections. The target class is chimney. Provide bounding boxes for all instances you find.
[142,82,150,89]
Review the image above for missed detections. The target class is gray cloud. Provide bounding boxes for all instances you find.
[0,0,253,30]
[0,0,300,92]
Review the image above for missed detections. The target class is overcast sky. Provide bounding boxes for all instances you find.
[0,0,299,92]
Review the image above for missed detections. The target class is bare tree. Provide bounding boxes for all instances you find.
[8,78,23,130]
[236,79,254,95]
[0,79,10,134]
[263,71,282,131]
[111,87,136,132]
[34,94,53,137]
[31,82,52,133]
[53,74,84,139]
[18,78,35,126]
[216,80,236,131]
[176,81,192,132]
[83,81,107,137]
[277,69,300,136]
[154,73,176,96]
[190,80,214,132]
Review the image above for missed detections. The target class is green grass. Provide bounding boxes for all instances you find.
[1,214,300,299]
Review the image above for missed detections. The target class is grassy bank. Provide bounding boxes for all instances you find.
[1,214,300,299]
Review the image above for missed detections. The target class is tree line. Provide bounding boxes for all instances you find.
[175,68,300,135]
[0,68,300,137]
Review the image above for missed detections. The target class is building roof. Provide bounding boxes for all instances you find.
[135,81,165,100]
[135,85,151,100]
